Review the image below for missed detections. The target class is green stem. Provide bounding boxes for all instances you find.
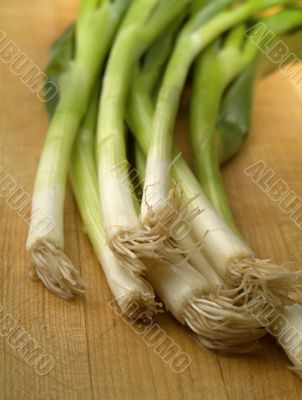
[190,26,257,231]
[97,0,190,239]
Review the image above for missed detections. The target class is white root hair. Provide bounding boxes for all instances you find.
[183,294,266,353]
[28,239,86,299]
[108,183,202,275]
[183,258,302,353]
[229,257,302,310]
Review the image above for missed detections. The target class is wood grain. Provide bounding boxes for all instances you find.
[1,1,302,399]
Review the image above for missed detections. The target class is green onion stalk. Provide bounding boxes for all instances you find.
[96,0,192,278]
[70,90,160,317]
[27,0,130,299]
[127,8,302,352]
[190,9,302,367]
[190,26,257,232]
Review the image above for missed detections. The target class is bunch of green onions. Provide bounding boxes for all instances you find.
[28,0,302,376]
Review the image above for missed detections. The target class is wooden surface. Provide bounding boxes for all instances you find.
[1,1,302,399]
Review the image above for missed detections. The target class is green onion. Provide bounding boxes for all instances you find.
[70,89,160,317]
[27,0,130,299]
[141,0,233,222]
[96,0,191,275]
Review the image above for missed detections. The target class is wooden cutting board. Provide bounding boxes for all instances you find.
[1,1,302,399]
